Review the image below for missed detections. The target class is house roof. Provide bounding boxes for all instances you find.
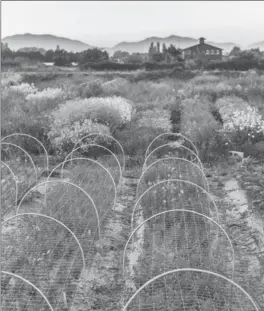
[182,43,223,51]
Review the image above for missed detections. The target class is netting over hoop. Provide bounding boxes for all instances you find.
[69,133,125,173]
[1,213,85,310]
[136,157,209,198]
[132,179,219,232]
[122,269,260,311]
[145,132,199,160]
[47,158,117,219]
[143,143,204,172]
[63,144,123,187]
[1,142,39,216]
[124,209,235,295]
[1,161,18,219]
[16,180,101,248]
[1,271,54,311]
[1,133,49,173]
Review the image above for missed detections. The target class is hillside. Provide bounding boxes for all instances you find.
[248,41,264,51]
[109,35,239,54]
[2,33,92,52]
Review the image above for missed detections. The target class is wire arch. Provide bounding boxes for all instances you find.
[47,157,117,208]
[1,161,18,209]
[123,209,234,280]
[1,133,49,173]
[62,144,122,186]
[132,178,219,233]
[143,143,204,171]
[122,268,260,311]
[1,142,38,182]
[70,133,125,173]
[15,180,101,239]
[145,132,199,160]
[1,270,54,311]
[1,212,86,271]
[137,157,209,197]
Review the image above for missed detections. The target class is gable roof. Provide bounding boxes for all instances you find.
[183,43,223,51]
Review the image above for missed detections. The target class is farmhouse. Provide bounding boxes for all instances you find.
[182,37,223,61]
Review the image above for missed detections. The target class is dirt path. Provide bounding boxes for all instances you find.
[70,175,138,311]
[210,174,264,309]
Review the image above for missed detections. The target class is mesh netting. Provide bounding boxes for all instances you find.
[122,269,260,311]
[1,131,261,311]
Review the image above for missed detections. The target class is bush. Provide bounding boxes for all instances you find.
[136,109,172,132]
[115,124,166,163]
[205,59,264,71]
[181,95,227,161]
[9,83,37,95]
[79,61,142,71]
[101,77,128,95]
[48,96,134,155]
[216,96,264,148]
[80,81,103,98]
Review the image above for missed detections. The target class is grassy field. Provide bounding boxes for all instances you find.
[1,68,264,310]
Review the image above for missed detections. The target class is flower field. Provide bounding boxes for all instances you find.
[1,69,264,310]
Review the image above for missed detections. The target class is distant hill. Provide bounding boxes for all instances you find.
[108,35,239,54]
[2,33,92,52]
[247,41,264,51]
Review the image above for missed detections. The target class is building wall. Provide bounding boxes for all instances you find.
[183,43,222,61]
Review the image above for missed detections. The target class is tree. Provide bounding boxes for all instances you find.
[229,46,241,57]
[113,50,129,59]
[79,48,109,64]
[1,42,13,60]
[126,53,144,64]
[53,48,70,66]
[167,44,181,57]
[44,50,55,62]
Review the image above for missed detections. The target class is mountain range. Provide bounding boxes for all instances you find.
[109,35,240,54]
[2,33,264,54]
[2,33,92,53]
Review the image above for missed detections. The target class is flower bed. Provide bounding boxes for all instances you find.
[216,96,264,147]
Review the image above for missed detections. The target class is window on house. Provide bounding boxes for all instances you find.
[206,50,209,55]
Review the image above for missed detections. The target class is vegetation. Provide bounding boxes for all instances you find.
[1,65,264,310]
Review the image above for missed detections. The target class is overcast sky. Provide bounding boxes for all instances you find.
[2,1,264,47]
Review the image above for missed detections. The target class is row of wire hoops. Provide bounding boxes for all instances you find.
[121,132,261,311]
[1,131,261,310]
[1,132,125,310]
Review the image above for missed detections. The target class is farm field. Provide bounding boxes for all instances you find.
[1,68,264,311]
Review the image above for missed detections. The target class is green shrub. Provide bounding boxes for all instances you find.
[181,95,227,161]
[80,81,103,98]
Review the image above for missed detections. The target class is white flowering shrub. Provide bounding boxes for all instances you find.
[216,96,264,145]
[48,118,111,155]
[1,73,22,88]
[137,109,172,132]
[97,96,134,124]
[49,96,133,126]
[48,96,134,154]
[9,83,37,95]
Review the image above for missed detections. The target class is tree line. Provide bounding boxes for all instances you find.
[1,43,110,66]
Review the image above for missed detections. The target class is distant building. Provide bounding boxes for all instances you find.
[182,37,223,61]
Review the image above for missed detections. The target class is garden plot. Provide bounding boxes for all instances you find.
[1,135,123,311]
[122,134,260,311]
[2,70,264,310]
